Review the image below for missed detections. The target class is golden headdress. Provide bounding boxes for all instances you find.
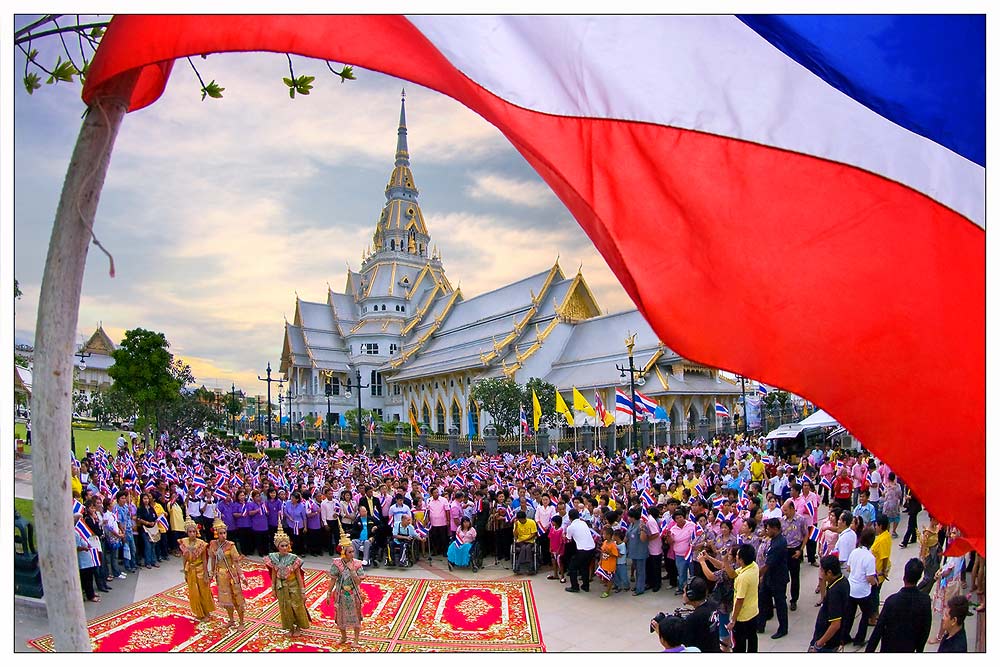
[212,517,227,535]
[337,516,352,551]
[184,517,198,532]
[273,523,291,548]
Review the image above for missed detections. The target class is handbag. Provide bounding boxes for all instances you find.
[144,525,161,542]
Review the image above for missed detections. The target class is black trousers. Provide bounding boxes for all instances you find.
[326,520,341,555]
[733,617,759,652]
[430,526,449,556]
[806,537,818,564]
[495,527,513,561]
[568,548,595,591]
[757,579,789,633]
[646,554,663,592]
[289,527,306,555]
[787,547,803,603]
[254,530,270,557]
[901,513,920,546]
[79,566,96,600]
[307,525,323,556]
[238,527,254,556]
[538,530,551,565]
[842,593,876,645]
[664,554,679,587]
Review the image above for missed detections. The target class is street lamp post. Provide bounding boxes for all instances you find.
[735,374,748,436]
[324,375,333,448]
[286,385,295,443]
[277,380,285,441]
[615,333,644,453]
[230,383,237,436]
[257,362,282,448]
[344,369,370,453]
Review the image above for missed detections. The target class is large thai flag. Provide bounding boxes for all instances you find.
[634,391,658,419]
[82,15,985,553]
[614,388,634,417]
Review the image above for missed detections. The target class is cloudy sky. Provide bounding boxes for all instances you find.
[13,26,637,391]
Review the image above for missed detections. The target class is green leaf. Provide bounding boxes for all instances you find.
[89,26,105,39]
[282,77,294,87]
[200,79,225,101]
[23,72,41,94]
[337,65,356,83]
[51,58,78,84]
[27,49,38,62]
[289,87,295,99]
[300,75,315,85]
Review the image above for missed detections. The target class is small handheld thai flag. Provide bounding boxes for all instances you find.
[712,496,726,509]
[452,534,463,549]
[504,506,516,523]
[537,522,547,537]
[617,517,628,532]
[590,527,603,544]
[819,477,833,491]
[156,514,169,531]
[90,546,102,567]
[192,475,207,491]
[809,525,821,542]
[144,477,157,492]
[800,474,813,488]
[72,500,84,515]
[761,455,774,465]
[806,500,816,518]
[693,522,705,538]
[414,523,428,540]
[595,566,613,581]
[694,482,705,498]
[683,543,695,562]
[75,518,94,541]
[639,488,655,507]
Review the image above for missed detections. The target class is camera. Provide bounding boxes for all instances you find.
[649,612,668,633]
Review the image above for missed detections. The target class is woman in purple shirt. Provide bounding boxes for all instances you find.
[248,490,269,557]
[219,497,238,533]
[233,490,253,556]
[265,489,283,549]
[303,491,323,557]
[283,492,308,555]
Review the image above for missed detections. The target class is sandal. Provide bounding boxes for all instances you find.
[600,592,610,598]
[560,577,566,583]
[88,596,101,603]
[547,575,557,580]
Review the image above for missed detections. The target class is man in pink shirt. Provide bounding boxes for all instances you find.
[851,460,867,506]
[448,492,465,535]
[819,460,835,505]
[645,510,664,592]
[426,488,449,557]
[666,510,696,595]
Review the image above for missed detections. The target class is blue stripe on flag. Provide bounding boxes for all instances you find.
[737,14,985,167]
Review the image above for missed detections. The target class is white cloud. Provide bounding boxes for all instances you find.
[465,172,558,208]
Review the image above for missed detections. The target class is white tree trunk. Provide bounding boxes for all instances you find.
[31,71,136,652]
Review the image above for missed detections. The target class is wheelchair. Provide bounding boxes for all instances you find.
[511,539,540,575]
[447,540,483,573]
[386,538,414,568]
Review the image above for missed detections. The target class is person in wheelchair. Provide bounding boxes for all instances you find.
[349,504,377,567]
[512,510,539,575]
[447,517,478,570]
[389,514,417,567]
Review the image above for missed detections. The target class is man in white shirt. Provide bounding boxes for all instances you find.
[842,529,878,647]
[564,508,596,593]
[533,495,557,566]
[835,512,857,565]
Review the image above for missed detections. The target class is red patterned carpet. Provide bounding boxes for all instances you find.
[27,562,545,652]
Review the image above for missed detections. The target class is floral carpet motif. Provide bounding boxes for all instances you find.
[27,563,544,652]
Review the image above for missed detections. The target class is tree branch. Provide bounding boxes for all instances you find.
[13,14,63,40]
[14,21,110,46]
[51,17,81,73]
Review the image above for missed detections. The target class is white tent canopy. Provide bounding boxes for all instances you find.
[798,408,839,428]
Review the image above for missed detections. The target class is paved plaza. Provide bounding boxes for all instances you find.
[15,450,964,654]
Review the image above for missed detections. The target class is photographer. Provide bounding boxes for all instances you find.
[652,615,702,653]
[649,577,720,652]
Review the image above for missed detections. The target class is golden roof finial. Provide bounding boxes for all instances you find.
[625,332,637,356]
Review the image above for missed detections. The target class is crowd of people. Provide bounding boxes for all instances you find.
[67,428,983,651]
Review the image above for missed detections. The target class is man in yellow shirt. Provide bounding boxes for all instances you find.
[750,453,766,483]
[870,516,893,624]
[728,543,761,653]
[512,510,538,574]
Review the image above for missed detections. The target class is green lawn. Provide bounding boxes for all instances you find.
[14,422,125,458]
[14,498,34,524]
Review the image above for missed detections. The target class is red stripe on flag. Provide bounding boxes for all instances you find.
[82,15,984,554]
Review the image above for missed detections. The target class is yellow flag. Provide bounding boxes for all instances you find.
[314,416,323,427]
[572,387,595,417]
[532,389,542,431]
[603,411,615,427]
[408,405,422,435]
[555,391,575,426]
